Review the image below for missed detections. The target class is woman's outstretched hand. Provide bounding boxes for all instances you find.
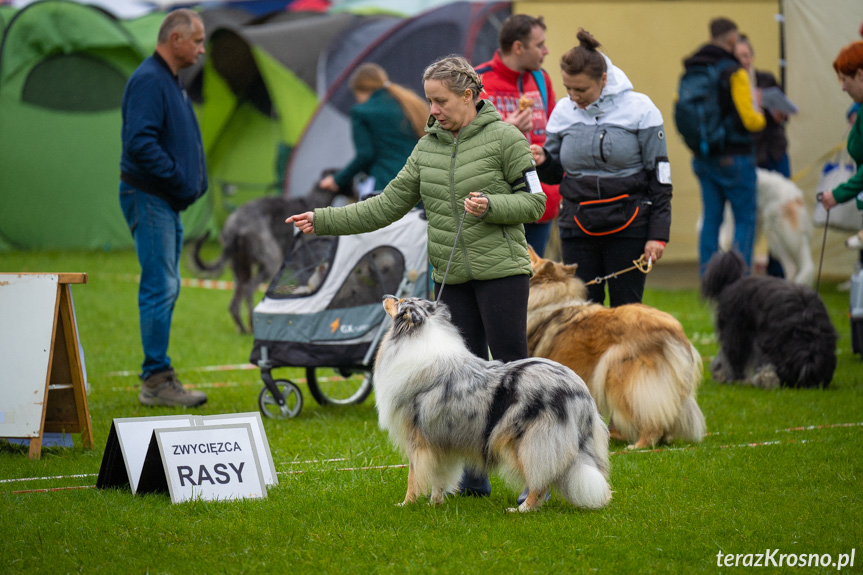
[286,211,316,234]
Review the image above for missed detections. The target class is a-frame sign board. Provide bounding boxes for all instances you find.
[0,273,93,459]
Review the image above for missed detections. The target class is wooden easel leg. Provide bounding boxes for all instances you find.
[29,436,43,460]
[59,285,93,449]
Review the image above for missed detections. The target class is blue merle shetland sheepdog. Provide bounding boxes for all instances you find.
[373,296,611,512]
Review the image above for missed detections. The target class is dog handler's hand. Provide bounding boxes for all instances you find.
[644,240,665,264]
[286,212,316,234]
[820,190,838,211]
[465,192,489,217]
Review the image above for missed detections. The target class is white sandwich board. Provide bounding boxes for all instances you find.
[136,423,267,503]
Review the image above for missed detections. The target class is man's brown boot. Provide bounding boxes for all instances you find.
[139,369,207,407]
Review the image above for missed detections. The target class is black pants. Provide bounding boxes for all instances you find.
[435,274,529,495]
[434,274,529,362]
[561,235,647,307]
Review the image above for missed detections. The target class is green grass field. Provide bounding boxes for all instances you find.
[1,248,861,574]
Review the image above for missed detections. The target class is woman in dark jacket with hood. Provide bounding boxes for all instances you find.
[532,30,672,307]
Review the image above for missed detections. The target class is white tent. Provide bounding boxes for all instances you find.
[785,0,863,277]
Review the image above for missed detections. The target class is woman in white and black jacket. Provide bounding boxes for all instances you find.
[531,29,672,306]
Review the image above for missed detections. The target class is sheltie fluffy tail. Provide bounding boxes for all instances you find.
[667,395,707,443]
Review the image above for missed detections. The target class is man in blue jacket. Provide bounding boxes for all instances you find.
[119,9,208,407]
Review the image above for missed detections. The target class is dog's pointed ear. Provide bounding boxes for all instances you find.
[382,295,400,318]
[534,259,554,276]
[564,263,579,277]
[527,244,541,267]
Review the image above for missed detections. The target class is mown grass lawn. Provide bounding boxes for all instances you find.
[1,248,860,574]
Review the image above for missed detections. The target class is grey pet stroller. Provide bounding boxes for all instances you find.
[249,209,428,418]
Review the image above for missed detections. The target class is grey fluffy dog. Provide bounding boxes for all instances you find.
[374,296,612,512]
[191,185,337,332]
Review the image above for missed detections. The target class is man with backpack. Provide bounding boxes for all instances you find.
[475,14,560,258]
[675,17,765,275]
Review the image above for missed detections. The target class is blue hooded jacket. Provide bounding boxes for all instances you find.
[120,53,207,211]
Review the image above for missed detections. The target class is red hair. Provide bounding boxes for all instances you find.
[833,41,863,76]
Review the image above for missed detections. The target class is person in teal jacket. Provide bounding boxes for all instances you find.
[319,63,428,200]
[820,41,863,221]
[288,54,546,499]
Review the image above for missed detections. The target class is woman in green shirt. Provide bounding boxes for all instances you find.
[820,41,863,216]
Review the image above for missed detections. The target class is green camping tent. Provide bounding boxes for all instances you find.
[0,1,211,251]
[196,11,399,214]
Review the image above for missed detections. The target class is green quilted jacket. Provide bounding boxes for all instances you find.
[313,100,546,284]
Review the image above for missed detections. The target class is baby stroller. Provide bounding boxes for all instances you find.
[249,208,428,418]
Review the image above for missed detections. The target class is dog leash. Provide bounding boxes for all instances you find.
[435,208,468,304]
[585,255,654,287]
[815,192,829,294]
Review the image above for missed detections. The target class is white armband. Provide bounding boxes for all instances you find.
[656,161,672,185]
[525,169,542,194]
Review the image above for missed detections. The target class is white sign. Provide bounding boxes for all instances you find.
[147,423,267,504]
[97,415,195,493]
[201,413,277,486]
[0,274,58,438]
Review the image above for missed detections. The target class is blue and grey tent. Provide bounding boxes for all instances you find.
[283,0,511,198]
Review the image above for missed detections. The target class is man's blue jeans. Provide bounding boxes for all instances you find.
[693,154,757,276]
[119,184,182,379]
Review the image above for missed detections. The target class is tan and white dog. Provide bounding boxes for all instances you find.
[717,168,814,284]
[527,247,706,449]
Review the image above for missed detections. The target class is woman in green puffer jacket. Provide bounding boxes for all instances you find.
[287,54,546,497]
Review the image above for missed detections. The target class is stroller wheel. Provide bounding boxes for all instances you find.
[258,380,303,419]
[306,367,373,406]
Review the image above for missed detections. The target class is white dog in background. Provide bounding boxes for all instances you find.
[716,168,814,285]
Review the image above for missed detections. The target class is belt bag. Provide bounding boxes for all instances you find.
[573,194,639,236]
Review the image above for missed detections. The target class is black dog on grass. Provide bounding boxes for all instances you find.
[700,250,836,389]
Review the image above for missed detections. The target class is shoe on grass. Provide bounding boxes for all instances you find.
[139,369,207,407]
